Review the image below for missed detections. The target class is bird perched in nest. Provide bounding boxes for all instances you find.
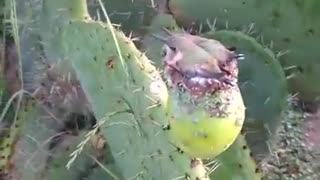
[152,29,246,159]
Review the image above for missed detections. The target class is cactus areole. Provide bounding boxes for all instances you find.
[157,31,246,159]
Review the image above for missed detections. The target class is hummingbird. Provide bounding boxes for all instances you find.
[151,29,243,97]
[169,32,245,61]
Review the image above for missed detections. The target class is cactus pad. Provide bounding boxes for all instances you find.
[62,19,194,179]
[203,30,288,161]
[210,134,262,180]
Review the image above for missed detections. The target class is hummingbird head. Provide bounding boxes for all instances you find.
[152,30,242,97]
[151,33,189,69]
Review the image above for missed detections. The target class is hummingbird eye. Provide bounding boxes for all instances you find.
[161,48,167,57]
[227,46,237,51]
[169,46,176,51]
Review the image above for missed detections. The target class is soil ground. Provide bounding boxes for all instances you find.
[261,99,320,180]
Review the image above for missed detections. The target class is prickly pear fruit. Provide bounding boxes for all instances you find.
[155,31,246,159]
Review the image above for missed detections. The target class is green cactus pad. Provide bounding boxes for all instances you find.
[0,97,38,177]
[13,0,92,115]
[210,134,262,180]
[45,134,93,180]
[203,30,288,161]
[37,0,91,73]
[62,19,194,179]
[44,131,124,180]
[89,0,156,35]
[14,0,90,95]
[168,0,320,102]
[0,40,15,132]
[14,0,79,76]
[79,134,126,180]
[13,0,89,82]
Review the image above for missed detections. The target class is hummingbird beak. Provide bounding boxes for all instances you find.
[160,27,173,36]
[150,27,176,43]
[150,34,168,43]
[227,46,237,51]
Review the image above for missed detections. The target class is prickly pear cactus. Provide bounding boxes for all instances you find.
[140,15,263,178]
[210,134,262,180]
[0,97,42,179]
[88,0,157,35]
[8,0,211,179]
[0,1,5,35]
[13,0,92,119]
[39,0,90,61]
[45,131,124,180]
[166,0,320,102]
[35,0,89,96]
[203,30,288,161]
[0,40,14,128]
[61,18,194,179]
[2,0,302,179]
